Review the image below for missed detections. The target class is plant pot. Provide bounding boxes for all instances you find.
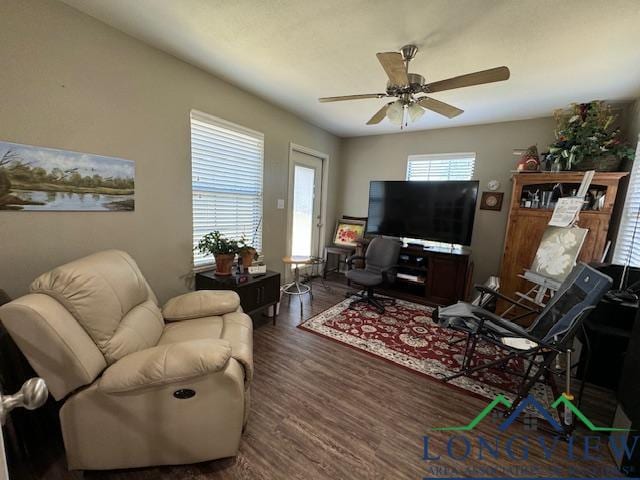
[239,249,256,267]
[570,155,622,172]
[213,253,235,276]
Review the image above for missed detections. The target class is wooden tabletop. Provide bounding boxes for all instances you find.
[282,256,315,265]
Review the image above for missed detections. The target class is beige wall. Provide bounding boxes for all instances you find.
[0,0,341,302]
[337,118,556,285]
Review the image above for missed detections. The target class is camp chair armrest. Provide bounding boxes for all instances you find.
[472,310,563,351]
[471,309,533,339]
[474,285,540,314]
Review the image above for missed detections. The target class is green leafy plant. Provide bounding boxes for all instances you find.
[195,231,238,256]
[237,235,259,260]
[548,101,634,170]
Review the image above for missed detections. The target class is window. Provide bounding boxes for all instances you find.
[191,110,264,268]
[613,140,640,267]
[406,152,476,181]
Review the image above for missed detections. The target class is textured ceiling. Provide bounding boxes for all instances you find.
[61,0,640,137]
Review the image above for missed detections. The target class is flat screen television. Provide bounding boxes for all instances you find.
[366,180,479,245]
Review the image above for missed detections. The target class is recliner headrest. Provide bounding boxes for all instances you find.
[30,250,151,350]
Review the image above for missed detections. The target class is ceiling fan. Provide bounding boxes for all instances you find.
[318,45,510,128]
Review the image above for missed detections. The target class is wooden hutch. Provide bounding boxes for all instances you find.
[499,171,628,308]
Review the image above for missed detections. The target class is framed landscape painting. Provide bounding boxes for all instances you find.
[0,141,134,211]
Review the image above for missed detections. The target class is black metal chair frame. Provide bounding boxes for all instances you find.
[437,265,611,429]
[444,306,597,439]
[445,285,596,409]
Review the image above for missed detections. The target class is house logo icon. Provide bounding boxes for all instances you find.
[432,394,630,432]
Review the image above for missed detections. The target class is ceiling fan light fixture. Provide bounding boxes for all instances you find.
[386,100,404,125]
[408,103,425,122]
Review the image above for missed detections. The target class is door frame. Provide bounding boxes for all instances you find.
[286,143,329,279]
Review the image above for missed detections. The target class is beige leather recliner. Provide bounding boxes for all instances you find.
[0,250,253,470]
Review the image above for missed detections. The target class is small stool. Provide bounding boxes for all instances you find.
[282,256,314,316]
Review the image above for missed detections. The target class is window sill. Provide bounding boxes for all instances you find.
[192,255,265,274]
[193,264,215,274]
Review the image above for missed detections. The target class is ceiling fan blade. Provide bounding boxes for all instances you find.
[376,52,409,87]
[424,66,510,93]
[318,93,386,103]
[417,97,464,118]
[366,103,392,125]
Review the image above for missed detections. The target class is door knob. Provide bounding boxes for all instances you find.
[0,378,48,425]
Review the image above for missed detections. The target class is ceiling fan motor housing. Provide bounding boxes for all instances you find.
[407,73,425,87]
[387,73,425,98]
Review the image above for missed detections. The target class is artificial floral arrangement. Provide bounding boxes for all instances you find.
[548,101,634,171]
[195,230,239,276]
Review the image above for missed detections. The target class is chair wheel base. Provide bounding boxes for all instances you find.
[346,289,394,314]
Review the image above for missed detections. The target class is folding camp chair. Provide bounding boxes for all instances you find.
[436,263,612,423]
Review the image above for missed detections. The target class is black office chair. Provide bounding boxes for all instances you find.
[345,236,402,313]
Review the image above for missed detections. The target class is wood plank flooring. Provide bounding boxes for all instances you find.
[9,276,621,479]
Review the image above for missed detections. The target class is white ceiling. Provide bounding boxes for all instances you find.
[61,0,640,137]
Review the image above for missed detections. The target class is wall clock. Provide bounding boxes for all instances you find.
[487,179,501,191]
[480,191,504,211]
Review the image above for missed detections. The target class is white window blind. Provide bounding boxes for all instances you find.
[613,140,640,267]
[191,110,264,268]
[406,153,476,181]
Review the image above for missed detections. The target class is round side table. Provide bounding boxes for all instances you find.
[282,256,314,316]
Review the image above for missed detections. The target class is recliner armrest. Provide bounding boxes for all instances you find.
[162,290,241,321]
[99,339,232,393]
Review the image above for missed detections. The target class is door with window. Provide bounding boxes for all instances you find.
[289,149,323,258]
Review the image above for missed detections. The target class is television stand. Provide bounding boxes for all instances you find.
[355,240,473,306]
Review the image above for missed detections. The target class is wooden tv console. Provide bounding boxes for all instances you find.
[355,240,473,306]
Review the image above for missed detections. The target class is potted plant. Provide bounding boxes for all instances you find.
[238,235,259,267]
[548,101,634,171]
[195,231,238,276]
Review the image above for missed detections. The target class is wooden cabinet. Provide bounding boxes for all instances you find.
[195,270,281,322]
[356,241,473,306]
[425,251,473,305]
[498,172,627,309]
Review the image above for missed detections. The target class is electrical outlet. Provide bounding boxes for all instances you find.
[277,199,285,209]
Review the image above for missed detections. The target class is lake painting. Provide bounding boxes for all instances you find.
[0,141,134,211]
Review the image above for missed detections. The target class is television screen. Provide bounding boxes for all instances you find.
[366,180,479,245]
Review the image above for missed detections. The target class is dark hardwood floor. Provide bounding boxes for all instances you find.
[8,276,621,479]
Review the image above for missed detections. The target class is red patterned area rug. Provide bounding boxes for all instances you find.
[299,296,555,414]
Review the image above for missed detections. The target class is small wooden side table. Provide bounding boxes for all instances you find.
[195,270,281,325]
[323,245,355,279]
